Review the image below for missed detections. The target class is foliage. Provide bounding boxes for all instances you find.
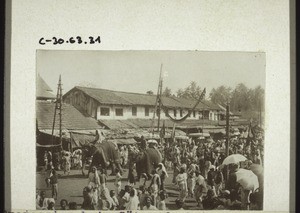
[154,81,264,114]
[162,87,173,97]
[210,83,264,113]
[176,81,204,100]
[146,90,154,95]
[209,86,232,105]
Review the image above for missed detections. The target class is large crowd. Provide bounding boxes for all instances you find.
[37,127,264,211]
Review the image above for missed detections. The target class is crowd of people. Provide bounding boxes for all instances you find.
[37,126,264,210]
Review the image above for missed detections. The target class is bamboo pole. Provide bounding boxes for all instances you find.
[157,64,163,132]
[150,64,163,134]
[225,102,230,157]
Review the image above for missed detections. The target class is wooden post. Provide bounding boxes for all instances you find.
[157,64,163,132]
[51,75,63,152]
[150,64,163,134]
[225,102,230,157]
[59,75,63,146]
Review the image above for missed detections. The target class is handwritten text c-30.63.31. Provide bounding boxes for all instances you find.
[39,36,101,45]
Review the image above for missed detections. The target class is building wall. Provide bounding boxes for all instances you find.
[96,104,219,121]
[63,90,98,118]
[97,105,160,120]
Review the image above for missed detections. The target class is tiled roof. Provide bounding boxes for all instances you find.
[64,86,221,111]
[36,102,100,130]
[98,118,220,130]
[36,75,56,99]
[72,86,131,105]
[172,97,210,110]
[201,100,222,110]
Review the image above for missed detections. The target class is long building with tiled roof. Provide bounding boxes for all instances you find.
[63,86,223,122]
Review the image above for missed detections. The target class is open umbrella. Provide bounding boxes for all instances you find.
[250,164,263,176]
[235,168,259,191]
[222,154,247,165]
[250,164,264,191]
[147,139,158,144]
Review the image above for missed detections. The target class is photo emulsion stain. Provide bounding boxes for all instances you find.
[35,50,265,211]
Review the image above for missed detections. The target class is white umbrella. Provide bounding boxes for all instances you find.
[147,139,158,144]
[235,168,259,191]
[222,154,247,165]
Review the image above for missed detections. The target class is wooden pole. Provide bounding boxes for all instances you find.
[150,64,163,134]
[157,64,163,132]
[51,77,60,148]
[59,75,63,147]
[225,102,230,157]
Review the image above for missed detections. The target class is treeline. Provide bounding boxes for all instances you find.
[156,81,264,113]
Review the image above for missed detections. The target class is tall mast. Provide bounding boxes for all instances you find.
[51,75,63,150]
[157,64,163,132]
[59,75,63,145]
[150,64,163,134]
[225,101,230,157]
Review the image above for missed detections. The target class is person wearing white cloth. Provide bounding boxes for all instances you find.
[87,166,100,206]
[114,168,122,196]
[194,171,207,208]
[148,169,161,207]
[156,163,168,190]
[125,188,140,210]
[176,167,188,203]
[187,163,198,198]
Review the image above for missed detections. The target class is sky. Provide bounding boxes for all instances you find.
[37,50,265,96]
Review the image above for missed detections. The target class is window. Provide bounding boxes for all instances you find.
[132,106,137,116]
[115,108,123,116]
[180,109,183,117]
[174,109,177,117]
[193,111,196,117]
[100,107,110,116]
[145,107,149,116]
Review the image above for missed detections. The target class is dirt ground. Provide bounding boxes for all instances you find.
[36,168,201,210]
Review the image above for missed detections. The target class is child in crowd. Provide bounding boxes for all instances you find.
[110,190,119,209]
[60,199,68,210]
[50,170,58,200]
[157,190,167,210]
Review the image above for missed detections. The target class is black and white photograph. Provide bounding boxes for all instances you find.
[35,50,265,211]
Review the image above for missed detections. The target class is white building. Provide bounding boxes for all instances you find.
[63,86,222,122]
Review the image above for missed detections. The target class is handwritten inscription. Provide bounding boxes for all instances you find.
[39,36,101,45]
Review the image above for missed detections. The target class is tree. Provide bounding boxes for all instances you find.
[176,81,204,100]
[162,87,172,97]
[209,86,232,105]
[209,83,265,118]
[176,88,184,98]
[230,83,252,112]
[250,86,264,112]
[146,90,154,95]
